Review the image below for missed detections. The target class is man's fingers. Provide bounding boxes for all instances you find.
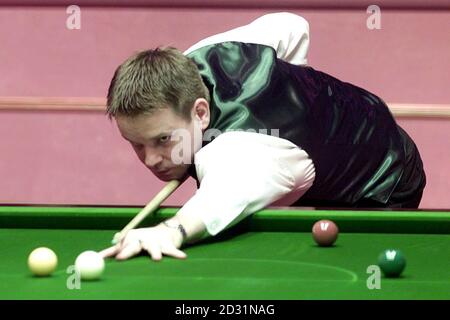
[162,247,187,259]
[102,228,187,262]
[115,241,142,260]
[144,241,163,261]
[99,245,119,258]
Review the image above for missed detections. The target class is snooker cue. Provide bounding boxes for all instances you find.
[111,179,181,244]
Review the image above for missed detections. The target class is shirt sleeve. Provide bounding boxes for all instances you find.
[184,12,310,65]
[176,131,316,236]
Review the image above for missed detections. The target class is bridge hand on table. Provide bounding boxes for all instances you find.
[99,225,187,261]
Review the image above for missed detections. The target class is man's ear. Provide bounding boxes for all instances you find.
[192,98,210,130]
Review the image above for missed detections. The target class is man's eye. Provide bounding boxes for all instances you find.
[159,135,170,144]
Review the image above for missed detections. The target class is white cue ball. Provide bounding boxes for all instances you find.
[28,247,58,277]
[75,251,105,280]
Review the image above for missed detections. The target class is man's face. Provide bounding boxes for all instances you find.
[116,102,209,181]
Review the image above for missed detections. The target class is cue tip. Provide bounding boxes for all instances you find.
[111,232,121,245]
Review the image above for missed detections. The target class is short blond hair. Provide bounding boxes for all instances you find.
[106,47,209,120]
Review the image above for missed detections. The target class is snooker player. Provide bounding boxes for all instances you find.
[101,12,426,261]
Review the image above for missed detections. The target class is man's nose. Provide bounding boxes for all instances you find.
[144,147,163,168]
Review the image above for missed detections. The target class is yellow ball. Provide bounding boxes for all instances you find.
[28,247,58,277]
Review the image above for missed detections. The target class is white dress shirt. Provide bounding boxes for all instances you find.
[179,12,316,236]
[184,12,310,65]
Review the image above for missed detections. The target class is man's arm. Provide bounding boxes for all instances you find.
[184,12,310,65]
[173,131,316,237]
[101,131,315,260]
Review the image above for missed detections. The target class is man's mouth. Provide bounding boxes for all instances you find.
[156,168,171,175]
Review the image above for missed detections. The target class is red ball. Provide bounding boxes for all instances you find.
[312,220,339,247]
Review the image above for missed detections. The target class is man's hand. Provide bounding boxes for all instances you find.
[100,224,187,261]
